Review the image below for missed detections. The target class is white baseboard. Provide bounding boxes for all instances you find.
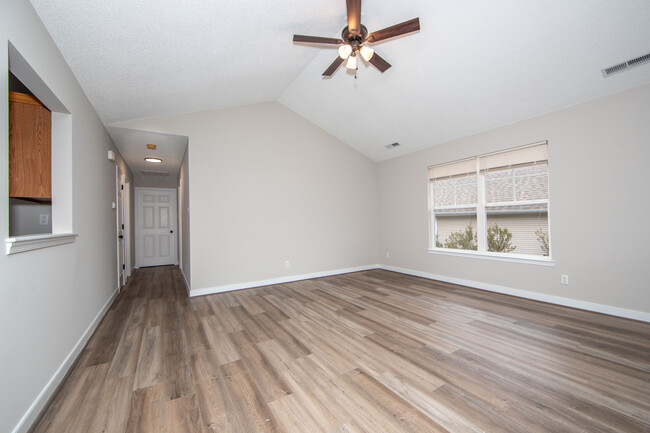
[190,264,380,297]
[12,287,120,433]
[379,265,650,323]
[10,263,647,433]
[190,263,649,322]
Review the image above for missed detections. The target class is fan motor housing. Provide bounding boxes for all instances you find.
[342,24,368,47]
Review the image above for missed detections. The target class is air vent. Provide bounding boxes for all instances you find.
[602,52,650,77]
[141,170,169,177]
[384,142,401,149]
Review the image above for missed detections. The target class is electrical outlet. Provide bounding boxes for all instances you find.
[39,214,49,225]
[561,274,569,285]
[385,252,390,258]
[285,260,291,269]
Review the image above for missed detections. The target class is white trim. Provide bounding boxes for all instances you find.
[134,186,179,191]
[181,268,191,297]
[6,233,77,255]
[485,199,548,208]
[189,265,379,297]
[476,157,486,252]
[115,165,121,290]
[11,287,119,433]
[177,185,182,271]
[433,204,479,211]
[427,248,555,266]
[124,182,132,279]
[379,264,650,323]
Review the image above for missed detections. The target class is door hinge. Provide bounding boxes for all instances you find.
[121,185,124,190]
[121,224,124,229]
[122,264,125,270]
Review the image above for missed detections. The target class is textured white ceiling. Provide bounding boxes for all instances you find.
[31,0,650,166]
[30,0,344,124]
[106,126,187,181]
[280,0,650,161]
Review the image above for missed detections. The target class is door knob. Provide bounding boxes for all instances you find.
[118,235,124,239]
[170,230,174,233]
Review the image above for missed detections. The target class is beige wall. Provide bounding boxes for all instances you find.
[9,198,52,236]
[379,84,650,315]
[1,1,132,432]
[133,171,179,189]
[178,145,191,288]
[115,102,379,293]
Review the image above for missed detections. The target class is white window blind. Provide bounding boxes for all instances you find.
[479,143,548,171]
[429,158,476,180]
[482,143,549,204]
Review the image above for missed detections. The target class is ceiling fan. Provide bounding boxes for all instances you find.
[293,0,420,77]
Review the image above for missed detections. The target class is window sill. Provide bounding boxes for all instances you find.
[427,248,555,266]
[6,233,78,255]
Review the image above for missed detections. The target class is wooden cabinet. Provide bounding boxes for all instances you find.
[9,91,52,198]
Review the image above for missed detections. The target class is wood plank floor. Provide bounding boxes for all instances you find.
[32,266,650,433]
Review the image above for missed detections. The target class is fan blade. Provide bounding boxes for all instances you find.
[293,34,344,45]
[346,0,362,35]
[368,52,391,73]
[366,17,420,43]
[323,56,345,77]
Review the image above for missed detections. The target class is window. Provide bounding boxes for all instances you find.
[429,142,550,258]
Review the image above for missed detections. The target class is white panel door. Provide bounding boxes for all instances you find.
[136,188,177,267]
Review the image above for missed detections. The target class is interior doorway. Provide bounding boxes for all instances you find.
[135,187,178,268]
[116,167,128,289]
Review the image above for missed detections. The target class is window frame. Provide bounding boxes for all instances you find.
[428,141,553,265]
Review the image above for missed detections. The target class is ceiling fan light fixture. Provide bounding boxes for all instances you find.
[346,53,358,70]
[292,1,420,77]
[338,44,353,59]
[359,46,374,61]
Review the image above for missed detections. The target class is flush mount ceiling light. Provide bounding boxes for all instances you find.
[144,157,162,163]
[293,0,420,77]
[146,143,157,150]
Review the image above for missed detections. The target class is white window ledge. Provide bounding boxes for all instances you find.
[6,233,78,255]
[428,248,555,266]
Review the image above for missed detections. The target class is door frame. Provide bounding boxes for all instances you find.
[124,181,132,280]
[177,184,183,272]
[115,166,126,290]
[134,187,178,268]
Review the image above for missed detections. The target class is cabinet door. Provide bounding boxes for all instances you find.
[9,92,52,198]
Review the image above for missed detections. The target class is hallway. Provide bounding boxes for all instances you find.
[32,266,650,432]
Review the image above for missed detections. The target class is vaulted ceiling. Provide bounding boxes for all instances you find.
[31,0,650,165]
